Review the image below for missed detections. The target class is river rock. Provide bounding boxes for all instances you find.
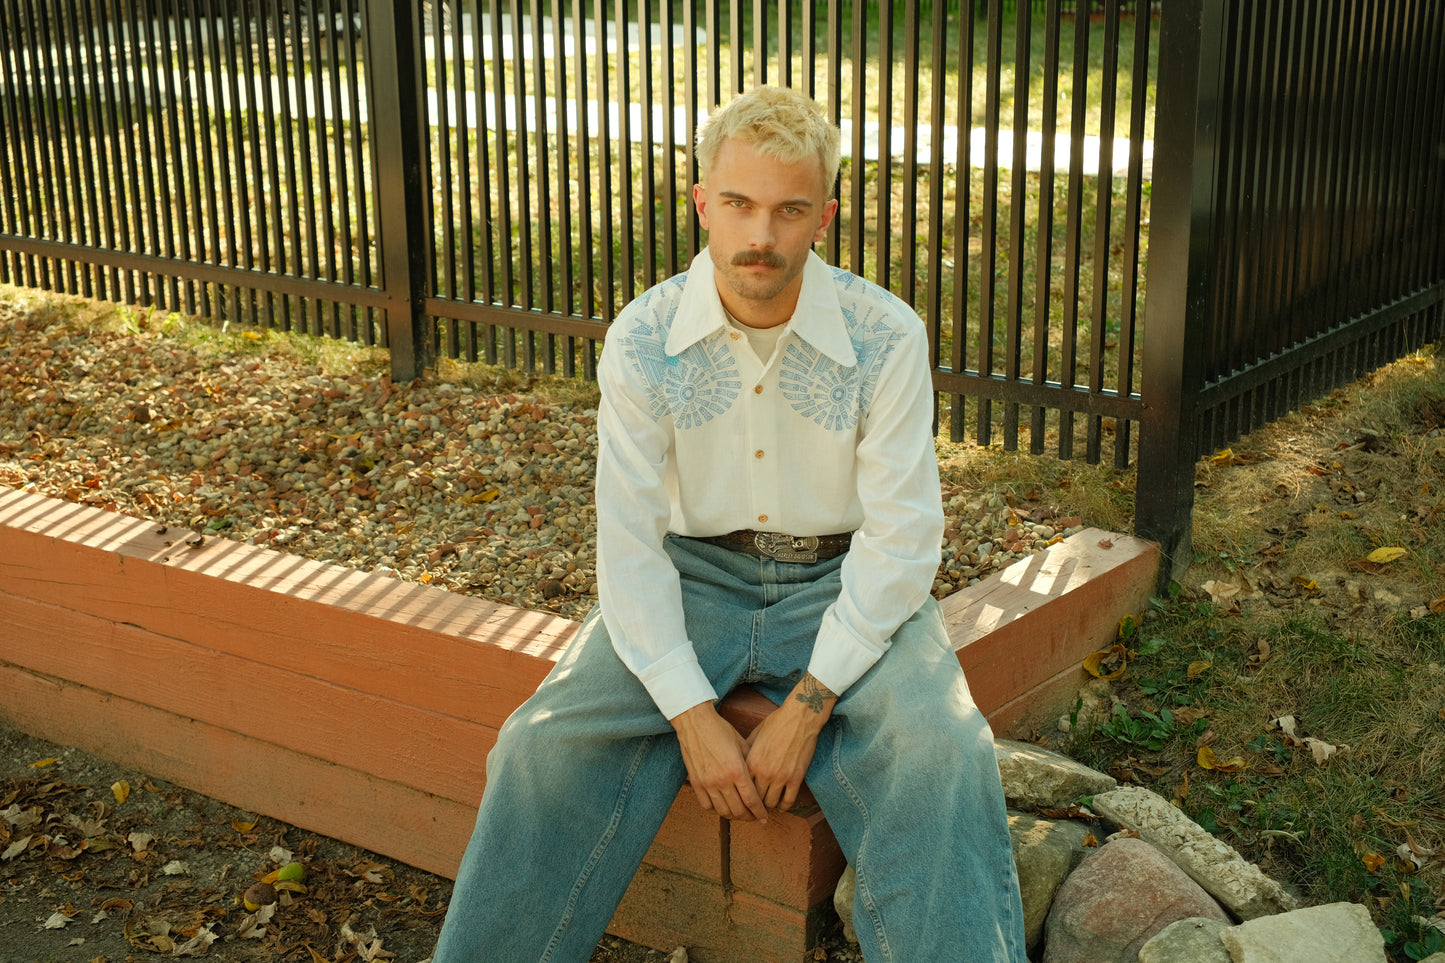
[1218,901,1387,962]
[1009,811,1091,953]
[1091,786,1298,920]
[1043,837,1230,963]
[995,739,1116,811]
[1137,917,1232,963]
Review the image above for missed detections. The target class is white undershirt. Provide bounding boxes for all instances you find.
[727,313,789,366]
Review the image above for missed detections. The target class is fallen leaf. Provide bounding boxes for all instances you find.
[1082,831,1099,847]
[127,832,155,853]
[1363,851,1386,874]
[231,818,257,833]
[1293,575,1320,593]
[173,925,219,957]
[1082,644,1129,681]
[1428,594,1445,615]
[111,780,130,804]
[1303,737,1342,765]
[1365,546,1407,564]
[44,911,73,929]
[1,835,32,861]
[29,758,60,769]
[1201,579,1240,606]
[1198,746,1248,772]
[1187,660,1212,679]
[235,902,277,939]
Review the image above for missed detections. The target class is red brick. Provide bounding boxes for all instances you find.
[640,788,727,882]
[728,803,844,909]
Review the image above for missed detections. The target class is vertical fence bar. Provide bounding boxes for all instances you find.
[1032,0,1061,456]
[47,0,83,296]
[1057,0,1091,458]
[1137,0,1223,582]
[638,0,657,292]
[1112,0,1151,466]
[899,0,919,308]
[371,0,431,380]
[1002,0,1030,452]
[977,0,1002,446]
[922,0,947,385]
[1084,0,1119,463]
[595,0,614,322]
[874,0,892,290]
[947,0,975,443]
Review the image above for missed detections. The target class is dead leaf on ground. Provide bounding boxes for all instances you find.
[1366,547,1408,564]
[1082,644,1129,681]
[1363,851,1387,874]
[1201,579,1241,606]
[1198,746,1249,772]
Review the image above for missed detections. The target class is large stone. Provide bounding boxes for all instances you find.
[995,739,1117,811]
[833,865,856,944]
[1043,837,1230,963]
[1137,917,1232,963]
[1218,902,1387,963]
[1008,811,1092,953]
[1091,786,1298,920]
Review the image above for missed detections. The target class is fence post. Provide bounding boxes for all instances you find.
[368,0,432,382]
[1135,0,1225,584]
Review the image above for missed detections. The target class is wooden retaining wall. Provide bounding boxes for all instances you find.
[0,487,1158,960]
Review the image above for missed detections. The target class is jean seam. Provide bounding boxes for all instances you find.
[831,725,893,963]
[540,735,653,962]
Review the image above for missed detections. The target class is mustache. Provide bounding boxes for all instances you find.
[731,250,786,269]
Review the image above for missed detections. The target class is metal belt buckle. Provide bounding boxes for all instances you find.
[754,532,819,563]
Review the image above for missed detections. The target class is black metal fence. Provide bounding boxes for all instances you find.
[2,0,1442,573]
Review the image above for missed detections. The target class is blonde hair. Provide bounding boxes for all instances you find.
[695,86,841,192]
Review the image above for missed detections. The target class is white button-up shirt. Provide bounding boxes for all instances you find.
[596,250,944,719]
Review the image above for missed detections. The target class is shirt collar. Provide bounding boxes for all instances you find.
[665,249,858,368]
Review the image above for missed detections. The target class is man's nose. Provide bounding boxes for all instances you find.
[747,213,776,248]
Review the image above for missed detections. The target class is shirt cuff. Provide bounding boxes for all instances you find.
[637,652,720,720]
[805,617,890,698]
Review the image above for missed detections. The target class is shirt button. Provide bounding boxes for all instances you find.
[757,514,768,524]
[754,384,763,394]
[729,331,740,341]
[754,449,764,459]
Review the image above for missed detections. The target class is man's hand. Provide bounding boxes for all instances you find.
[672,702,770,822]
[745,675,837,812]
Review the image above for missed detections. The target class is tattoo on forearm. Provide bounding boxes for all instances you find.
[793,675,836,714]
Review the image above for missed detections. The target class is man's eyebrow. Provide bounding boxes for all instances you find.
[716,190,814,209]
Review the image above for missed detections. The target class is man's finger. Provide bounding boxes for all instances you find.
[737,779,769,822]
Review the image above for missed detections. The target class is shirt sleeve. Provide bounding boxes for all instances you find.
[594,321,719,720]
[805,321,944,696]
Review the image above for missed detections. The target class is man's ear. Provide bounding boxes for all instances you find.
[693,183,710,230]
[813,197,839,243]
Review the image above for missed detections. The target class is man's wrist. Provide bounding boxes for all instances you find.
[788,675,837,728]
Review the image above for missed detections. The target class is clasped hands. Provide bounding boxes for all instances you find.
[671,675,837,823]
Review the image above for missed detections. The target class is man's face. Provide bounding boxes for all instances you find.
[693,139,839,327]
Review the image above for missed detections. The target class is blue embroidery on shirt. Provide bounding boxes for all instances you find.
[779,307,904,431]
[623,305,740,430]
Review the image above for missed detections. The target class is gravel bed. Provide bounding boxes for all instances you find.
[0,296,1083,620]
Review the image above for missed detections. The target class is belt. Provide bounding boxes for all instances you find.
[691,529,853,563]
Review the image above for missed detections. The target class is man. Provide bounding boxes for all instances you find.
[433,85,1025,962]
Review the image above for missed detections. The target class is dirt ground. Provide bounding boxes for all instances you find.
[0,718,718,963]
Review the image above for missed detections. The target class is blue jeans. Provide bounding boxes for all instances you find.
[433,535,1025,962]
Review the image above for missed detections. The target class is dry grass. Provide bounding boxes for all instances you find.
[1047,348,1445,960]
